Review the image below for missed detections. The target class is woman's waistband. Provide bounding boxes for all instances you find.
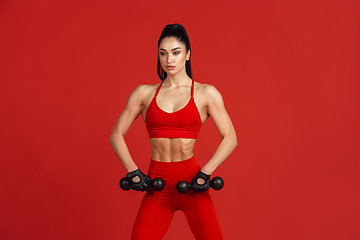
[148,155,200,175]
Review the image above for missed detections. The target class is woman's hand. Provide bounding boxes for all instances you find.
[191,171,211,192]
[126,169,152,192]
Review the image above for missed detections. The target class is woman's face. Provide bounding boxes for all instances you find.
[159,37,190,77]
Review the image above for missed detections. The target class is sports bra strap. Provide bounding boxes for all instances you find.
[154,81,163,97]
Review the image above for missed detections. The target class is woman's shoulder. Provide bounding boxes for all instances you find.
[194,81,221,97]
[131,82,161,96]
[135,82,161,90]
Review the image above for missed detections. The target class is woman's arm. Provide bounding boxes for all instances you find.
[200,85,237,175]
[110,85,147,173]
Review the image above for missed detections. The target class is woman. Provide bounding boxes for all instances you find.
[110,23,237,240]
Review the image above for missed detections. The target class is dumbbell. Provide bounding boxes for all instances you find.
[176,176,224,194]
[119,177,165,191]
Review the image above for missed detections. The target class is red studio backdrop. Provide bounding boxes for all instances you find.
[0,1,359,239]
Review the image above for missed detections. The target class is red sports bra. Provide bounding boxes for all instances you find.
[146,80,202,139]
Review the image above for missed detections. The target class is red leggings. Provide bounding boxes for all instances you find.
[131,156,223,240]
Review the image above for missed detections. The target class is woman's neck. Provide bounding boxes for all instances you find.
[164,72,192,88]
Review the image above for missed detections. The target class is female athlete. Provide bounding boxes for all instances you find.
[110,23,237,240]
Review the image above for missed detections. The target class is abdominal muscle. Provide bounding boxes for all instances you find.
[150,138,196,162]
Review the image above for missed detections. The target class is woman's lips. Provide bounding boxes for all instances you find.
[166,66,175,70]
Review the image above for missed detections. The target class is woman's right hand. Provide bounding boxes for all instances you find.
[126,169,152,192]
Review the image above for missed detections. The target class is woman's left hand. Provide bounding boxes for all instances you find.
[191,171,211,192]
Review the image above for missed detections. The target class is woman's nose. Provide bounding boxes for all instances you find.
[167,54,173,63]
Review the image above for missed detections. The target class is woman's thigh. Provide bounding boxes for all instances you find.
[182,192,223,240]
[131,193,175,240]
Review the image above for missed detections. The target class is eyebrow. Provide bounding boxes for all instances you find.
[159,47,181,51]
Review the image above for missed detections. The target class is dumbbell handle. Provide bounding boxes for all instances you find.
[119,177,165,191]
[176,176,224,194]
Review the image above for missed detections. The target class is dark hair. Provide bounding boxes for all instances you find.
[157,23,192,81]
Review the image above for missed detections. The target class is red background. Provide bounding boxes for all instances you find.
[1,0,359,239]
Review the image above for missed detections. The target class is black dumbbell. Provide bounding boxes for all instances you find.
[176,176,224,194]
[119,177,165,191]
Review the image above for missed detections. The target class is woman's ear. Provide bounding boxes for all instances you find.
[186,49,191,61]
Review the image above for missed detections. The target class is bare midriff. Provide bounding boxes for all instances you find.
[150,138,196,162]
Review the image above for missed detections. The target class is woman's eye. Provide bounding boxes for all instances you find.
[160,52,166,56]
[174,52,180,55]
